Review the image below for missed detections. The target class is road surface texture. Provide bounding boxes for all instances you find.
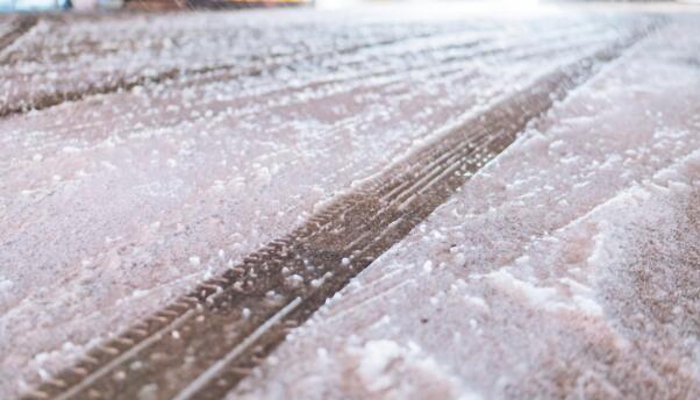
[0,3,699,400]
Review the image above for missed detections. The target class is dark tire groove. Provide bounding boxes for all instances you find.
[0,16,38,60]
[0,25,466,119]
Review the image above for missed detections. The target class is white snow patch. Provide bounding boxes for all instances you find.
[357,340,403,392]
[189,256,201,267]
[423,260,434,273]
[480,269,558,308]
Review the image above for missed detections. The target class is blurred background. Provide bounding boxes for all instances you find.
[1,0,698,14]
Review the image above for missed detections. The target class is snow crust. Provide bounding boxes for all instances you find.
[0,7,655,397]
[232,16,700,400]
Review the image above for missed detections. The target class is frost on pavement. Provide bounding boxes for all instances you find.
[0,8,662,398]
[232,18,700,400]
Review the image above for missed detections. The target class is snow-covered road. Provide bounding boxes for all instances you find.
[233,15,700,400]
[0,4,699,400]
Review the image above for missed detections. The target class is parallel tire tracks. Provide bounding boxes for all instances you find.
[0,17,607,119]
[19,21,661,400]
[0,25,463,118]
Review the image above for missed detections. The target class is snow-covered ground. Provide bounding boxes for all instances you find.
[1,3,699,400]
[231,15,700,400]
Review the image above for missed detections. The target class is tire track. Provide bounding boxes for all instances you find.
[4,21,616,165]
[0,16,604,120]
[0,16,37,61]
[0,24,468,119]
[18,20,661,400]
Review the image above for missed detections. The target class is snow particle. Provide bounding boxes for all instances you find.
[423,260,433,273]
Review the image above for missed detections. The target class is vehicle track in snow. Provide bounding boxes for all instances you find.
[18,21,661,400]
[0,19,634,176]
[0,16,37,60]
[0,21,469,118]
[0,15,636,119]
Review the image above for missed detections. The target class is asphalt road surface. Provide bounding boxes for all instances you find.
[1,3,699,400]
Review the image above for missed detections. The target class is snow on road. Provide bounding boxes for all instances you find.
[0,7,658,398]
[0,4,698,400]
[231,16,700,400]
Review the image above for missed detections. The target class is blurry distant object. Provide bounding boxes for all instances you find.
[125,0,312,10]
[187,0,312,8]
[0,0,69,11]
[70,0,123,10]
[0,0,121,10]
[0,0,301,11]
[98,0,123,8]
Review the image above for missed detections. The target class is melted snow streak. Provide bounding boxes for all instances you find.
[18,22,660,400]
